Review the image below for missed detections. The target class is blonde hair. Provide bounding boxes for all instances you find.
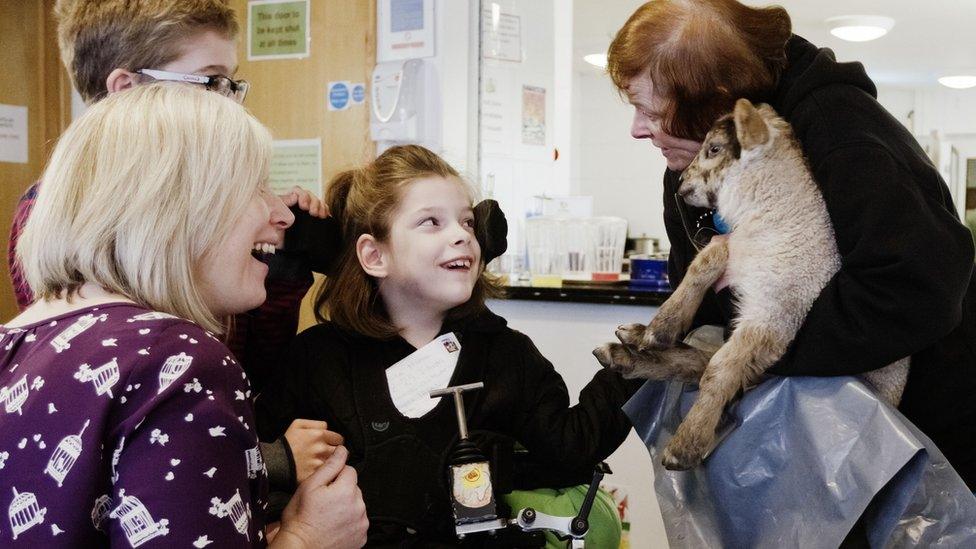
[607,0,791,140]
[18,83,272,333]
[316,145,500,339]
[55,0,239,103]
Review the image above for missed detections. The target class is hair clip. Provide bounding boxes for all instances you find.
[473,199,508,263]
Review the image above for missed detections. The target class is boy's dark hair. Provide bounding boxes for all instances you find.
[55,0,239,103]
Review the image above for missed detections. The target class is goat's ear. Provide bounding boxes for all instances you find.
[733,98,769,150]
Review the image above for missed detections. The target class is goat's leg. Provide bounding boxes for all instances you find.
[635,238,729,352]
[593,342,713,382]
[661,323,787,470]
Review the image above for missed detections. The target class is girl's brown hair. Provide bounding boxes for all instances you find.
[315,145,500,339]
[607,0,791,140]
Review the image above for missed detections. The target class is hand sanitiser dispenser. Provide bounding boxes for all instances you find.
[370,59,441,154]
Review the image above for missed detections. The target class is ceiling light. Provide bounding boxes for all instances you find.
[938,75,976,90]
[584,53,607,69]
[826,15,895,42]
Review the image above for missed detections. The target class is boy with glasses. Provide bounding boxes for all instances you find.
[9,0,247,310]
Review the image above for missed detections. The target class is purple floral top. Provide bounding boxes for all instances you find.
[0,303,267,547]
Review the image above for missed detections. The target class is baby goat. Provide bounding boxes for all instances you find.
[595,99,909,470]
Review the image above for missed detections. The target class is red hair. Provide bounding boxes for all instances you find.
[607,0,791,140]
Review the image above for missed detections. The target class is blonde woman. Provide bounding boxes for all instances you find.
[0,83,367,548]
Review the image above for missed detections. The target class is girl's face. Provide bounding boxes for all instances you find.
[374,176,482,316]
[197,187,294,317]
[626,73,703,171]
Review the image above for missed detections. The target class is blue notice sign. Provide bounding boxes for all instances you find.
[352,83,366,104]
[328,81,350,111]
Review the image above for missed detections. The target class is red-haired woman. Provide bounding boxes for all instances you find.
[607,0,976,542]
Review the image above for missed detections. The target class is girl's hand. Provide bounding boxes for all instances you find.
[279,186,329,218]
[285,418,345,483]
[273,447,368,549]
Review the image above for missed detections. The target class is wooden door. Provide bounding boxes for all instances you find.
[0,0,71,320]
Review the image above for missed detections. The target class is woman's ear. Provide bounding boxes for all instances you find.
[105,68,139,94]
[356,234,388,278]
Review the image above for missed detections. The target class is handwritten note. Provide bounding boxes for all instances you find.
[386,333,461,418]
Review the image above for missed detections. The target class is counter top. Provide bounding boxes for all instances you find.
[501,280,671,306]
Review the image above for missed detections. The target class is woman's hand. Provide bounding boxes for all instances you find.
[285,419,345,484]
[279,186,329,218]
[273,446,369,549]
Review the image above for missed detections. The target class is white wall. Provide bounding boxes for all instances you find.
[877,84,976,217]
[572,68,671,247]
[479,0,561,256]
[429,0,478,177]
[911,87,976,137]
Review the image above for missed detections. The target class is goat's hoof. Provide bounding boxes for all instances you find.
[593,343,639,378]
[661,443,702,471]
[592,344,615,368]
[615,323,646,347]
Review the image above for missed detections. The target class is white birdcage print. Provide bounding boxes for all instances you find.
[91,494,112,531]
[126,312,177,322]
[50,313,106,353]
[227,490,249,539]
[8,487,46,540]
[245,446,264,479]
[210,490,250,540]
[74,358,120,398]
[45,419,91,487]
[108,493,169,547]
[0,374,29,415]
[157,352,193,394]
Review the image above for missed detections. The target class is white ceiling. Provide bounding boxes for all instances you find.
[573,0,976,88]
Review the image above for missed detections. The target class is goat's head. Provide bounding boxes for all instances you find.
[678,98,787,209]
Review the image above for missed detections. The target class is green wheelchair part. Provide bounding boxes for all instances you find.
[502,486,622,548]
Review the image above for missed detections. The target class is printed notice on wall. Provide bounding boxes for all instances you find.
[377,0,434,62]
[521,85,546,146]
[0,104,28,164]
[482,6,521,62]
[269,139,322,198]
[248,0,310,60]
[480,69,515,155]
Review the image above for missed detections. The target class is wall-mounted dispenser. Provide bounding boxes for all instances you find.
[370,58,442,155]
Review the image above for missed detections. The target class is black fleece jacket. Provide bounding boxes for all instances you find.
[255,309,641,545]
[664,35,976,489]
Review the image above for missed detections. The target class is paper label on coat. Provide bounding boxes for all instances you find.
[386,332,460,418]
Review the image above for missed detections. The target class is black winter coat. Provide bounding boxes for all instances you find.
[664,35,976,489]
[255,309,640,545]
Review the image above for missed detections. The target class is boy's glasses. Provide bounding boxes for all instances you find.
[673,192,719,252]
[136,69,250,103]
